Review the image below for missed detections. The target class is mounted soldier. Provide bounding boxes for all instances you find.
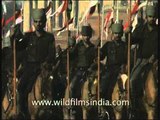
[69,22,96,118]
[99,21,128,119]
[10,8,56,119]
[100,22,128,101]
[129,5,158,118]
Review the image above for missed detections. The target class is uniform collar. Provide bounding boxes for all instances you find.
[34,30,46,37]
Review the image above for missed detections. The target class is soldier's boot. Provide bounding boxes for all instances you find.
[17,91,31,120]
[130,93,138,119]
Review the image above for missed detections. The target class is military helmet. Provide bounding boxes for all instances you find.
[32,8,46,21]
[111,23,123,34]
[81,23,92,37]
[146,5,156,17]
[68,37,76,47]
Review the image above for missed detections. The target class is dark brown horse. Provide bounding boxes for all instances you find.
[28,62,61,119]
[28,67,53,119]
[2,75,16,119]
[2,65,22,119]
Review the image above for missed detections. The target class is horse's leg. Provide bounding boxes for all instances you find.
[81,80,88,120]
[2,93,8,119]
[2,89,17,119]
[113,109,122,120]
[28,92,38,119]
[112,82,122,119]
[144,70,157,119]
[63,85,71,120]
[82,108,87,120]
[28,76,42,119]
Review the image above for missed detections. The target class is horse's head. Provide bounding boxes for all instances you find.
[38,63,56,99]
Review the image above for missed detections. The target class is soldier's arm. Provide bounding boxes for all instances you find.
[125,23,143,44]
[100,42,108,60]
[41,34,56,71]
[46,34,56,65]
[69,43,78,58]
[10,27,28,51]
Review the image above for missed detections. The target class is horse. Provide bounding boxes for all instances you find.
[95,65,129,119]
[81,63,129,120]
[2,72,17,119]
[1,47,25,119]
[111,70,129,119]
[63,74,83,120]
[81,63,110,120]
[142,60,158,119]
[27,66,53,119]
[129,60,158,119]
[81,65,99,120]
[27,60,64,120]
[63,63,99,120]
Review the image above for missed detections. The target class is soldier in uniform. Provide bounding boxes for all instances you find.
[11,8,56,118]
[100,22,128,119]
[129,5,158,116]
[70,23,96,99]
[69,23,96,118]
[100,22,128,101]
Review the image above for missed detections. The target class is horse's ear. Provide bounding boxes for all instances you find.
[120,64,128,74]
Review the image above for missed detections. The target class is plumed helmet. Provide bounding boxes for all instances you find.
[32,8,46,21]
[111,22,123,34]
[81,23,92,37]
[146,5,156,17]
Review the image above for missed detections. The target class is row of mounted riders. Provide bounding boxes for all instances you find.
[2,46,158,120]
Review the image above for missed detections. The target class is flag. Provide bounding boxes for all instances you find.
[80,0,99,23]
[2,2,23,31]
[104,8,114,31]
[46,0,53,18]
[123,0,141,31]
[2,1,23,48]
[56,17,74,36]
[50,0,68,17]
[2,2,23,35]
[103,8,114,40]
[130,0,139,15]
[2,1,7,28]
[138,0,147,9]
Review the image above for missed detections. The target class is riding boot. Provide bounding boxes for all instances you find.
[130,95,137,119]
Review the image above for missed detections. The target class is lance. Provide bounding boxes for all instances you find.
[66,1,71,117]
[116,0,119,23]
[133,0,141,66]
[12,0,17,115]
[100,5,104,48]
[97,1,101,114]
[127,0,131,113]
